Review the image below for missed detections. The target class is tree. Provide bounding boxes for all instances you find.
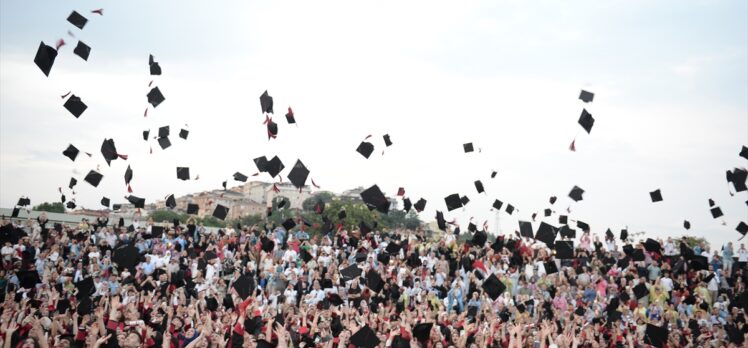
[33,202,65,213]
[301,192,335,211]
[680,235,710,250]
[149,210,184,224]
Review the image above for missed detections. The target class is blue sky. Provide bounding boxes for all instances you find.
[1,0,746,248]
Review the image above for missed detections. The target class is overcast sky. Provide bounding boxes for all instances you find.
[1,0,746,247]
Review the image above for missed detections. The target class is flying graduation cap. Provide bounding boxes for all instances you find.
[165,194,176,209]
[435,211,447,231]
[126,195,145,208]
[101,197,110,208]
[519,221,533,238]
[649,189,663,202]
[34,41,58,76]
[578,109,594,134]
[285,107,295,124]
[579,90,594,103]
[403,198,412,212]
[158,126,170,138]
[63,95,87,118]
[259,90,273,114]
[287,160,310,188]
[740,146,748,160]
[67,11,88,29]
[474,180,485,194]
[727,168,747,192]
[148,54,161,75]
[568,186,585,202]
[179,129,189,139]
[463,143,474,153]
[444,194,463,211]
[266,156,284,178]
[356,140,375,159]
[710,206,723,219]
[68,177,77,189]
[100,138,125,166]
[73,41,90,60]
[187,203,199,214]
[383,134,393,147]
[84,170,103,187]
[414,198,427,212]
[213,204,229,220]
[360,184,390,213]
[62,144,79,161]
[233,172,248,182]
[176,167,190,180]
[147,87,165,108]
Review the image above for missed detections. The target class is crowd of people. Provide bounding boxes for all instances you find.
[0,211,747,348]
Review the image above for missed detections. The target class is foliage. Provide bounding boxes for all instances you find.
[148,210,226,228]
[33,202,65,213]
[679,235,710,249]
[301,192,335,211]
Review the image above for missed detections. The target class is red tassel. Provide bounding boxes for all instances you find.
[127,185,133,193]
[252,173,259,177]
[144,108,149,117]
[148,80,153,87]
[311,178,320,189]
[397,188,405,196]
[117,154,128,160]
[91,8,104,15]
[272,184,280,193]
[60,91,71,99]
[364,134,372,140]
[263,115,271,125]
[569,139,576,152]
[483,220,489,231]
[55,39,66,50]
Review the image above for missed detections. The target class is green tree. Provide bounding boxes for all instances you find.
[232,214,264,228]
[33,202,65,213]
[680,235,710,249]
[301,192,335,211]
[149,210,185,223]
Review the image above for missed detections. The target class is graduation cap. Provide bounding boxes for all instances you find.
[147,87,165,108]
[350,325,381,348]
[356,141,374,159]
[176,167,190,181]
[281,106,295,124]
[63,95,87,118]
[84,170,103,187]
[578,109,594,134]
[544,208,552,217]
[555,241,574,259]
[126,195,145,208]
[259,90,273,114]
[148,54,161,75]
[435,211,447,231]
[474,180,485,194]
[467,222,477,232]
[17,270,41,289]
[413,198,427,213]
[412,323,433,343]
[492,199,503,210]
[253,156,269,172]
[157,137,171,150]
[183,203,198,215]
[62,144,79,161]
[366,269,384,293]
[233,172,248,182]
[179,129,189,139]
[112,244,139,272]
[383,134,392,147]
[710,206,723,219]
[300,249,313,263]
[727,167,747,192]
[491,171,497,178]
[633,283,648,299]
[16,197,30,207]
[33,41,57,76]
[261,237,274,253]
[632,249,645,261]
[97,197,109,208]
[444,193,463,211]
[576,220,589,232]
[689,255,708,271]
[232,274,255,299]
[620,229,628,241]
[535,222,557,246]
[481,274,506,300]
[282,218,296,231]
[165,194,176,209]
[644,323,668,348]
[558,225,576,239]
[568,186,585,202]
[518,221,533,238]
[505,204,515,215]
[67,11,87,29]
[559,215,568,224]
[124,165,133,187]
[101,138,124,166]
[338,209,347,220]
[472,230,488,247]
[736,221,748,236]
[605,228,613,239]
[741,146,748,160]
[266,156,285,178]
[266,118,278,139]
[340,265,361,280]
[150,226,165,239]
[463,143,474,153]
[212,204,229,220]
[113,204,121,211]
[73,40,90,60]
[649,189,663,202]
[360,184,390,213]
[68,177,77,189]
[66,201,76,210]
[403,198,412,212]
[683,220,691,230]
[158,126,170,138]
[75,277,95,300]
[579,90,594,103]
[287,160,310,188]
[460,195,470,205]
[544,261,559,274]
[644,238,661,253]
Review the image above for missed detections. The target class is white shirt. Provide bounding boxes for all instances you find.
[663,242,677,256]
[660,277,673,292]
[738,248,748,262]
[1,246,14,260]
[304,289,325,305]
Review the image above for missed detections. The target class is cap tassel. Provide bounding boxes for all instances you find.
[127,185,132,193]
[55,39,66,50]
[195,175,200,180]
[117,154,128,160]
[144,108,149,117]
[311,178,320,189]
[149,146,153,154]
[60,91,71,99]
[483,221,489,231]
[272,184,280,193]
[91,8,104,15]
[569,138,576,152]
[67,30,75,38]
[252,173,259,176]
[148,80,153,87]
[58,187,62,193]
[85,152,92,157]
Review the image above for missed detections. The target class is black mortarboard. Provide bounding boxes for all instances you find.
[535,222,557,246]
[444,194,463,211]
[710,206,723,219]
[287,160,310,188]
[125,165,133,186]
[64,95,87,118]
[259,90,273,114]
[578,109,594,134]
[574,306,585,316]
[412,323,433,342]
[727,168,748,192]
[632,249,645,261]
[76,296,92,315]
[359,221,372,235]
[148,54,161,75]
[147,87,165,108]
[266,118,278,138]
[338,209,347,220]
[492,199,503,210]
[579,90,594,103]
[165,194,176,209]
[559,225,576,239]
[620,229,628,241]
[644,238,661,253]
[386,242,401,254]
[605,228,613,239]
[16,197,30,207]
[282,218,296,231]
[126,195,145,208]
[17,270,41,289]
[299,248,313,263]
[576,220,589,232]
[468,222,477,232]
[472,230,488,247]
[233,172,248,182]
[101,138,122,166]
[176,167,190,181]
[350,325,380,348]
[253,156,268,172]
[544,208,552,217]
[34,41,57,76]
[435,211,447,231]
[150,226,164,239]
[559,215,568,224]
[73,41,90,60]
[84,170,103,187]
[179,129,188,139]
[681,219,690,230]
[383,134,392,147]
[644,323,668,348]
[360,184,390,213]
[340,265,361,280]
[232,274,255,299]
[460,195,470,205]
[736,221,748,236]
[356,141,374,159]
[158,126,170,138]
[463,143,474,153]
[212,204,229,220]
[474,180,485,194]
[414,198,427,212]
[101,197,110,207]
[66,201,76,209]
[482,274,506,300]
[366,269,384,293]
[649,189,663,202]
[69,177,77,189]
[689,255,708,271]
[67,11,87,29]
[266,156,285,178]
[518,221,533,238]
[568,186,585,202]
[260,237,274,253]
[60,194,66,203]
[549,196,557,205]
[545,261,558,274]
[708,198,716,207]
[633,283,648,299]
[186,203,199,214]
[113,204,121,211]
[403,198,412,212]
[75,277,94,300]
[505,204,514,214]
[158,136,171,150]
[741,146,748,160]
[62,144,79,161]
[491,171,497,178]
[555,241,573,259]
